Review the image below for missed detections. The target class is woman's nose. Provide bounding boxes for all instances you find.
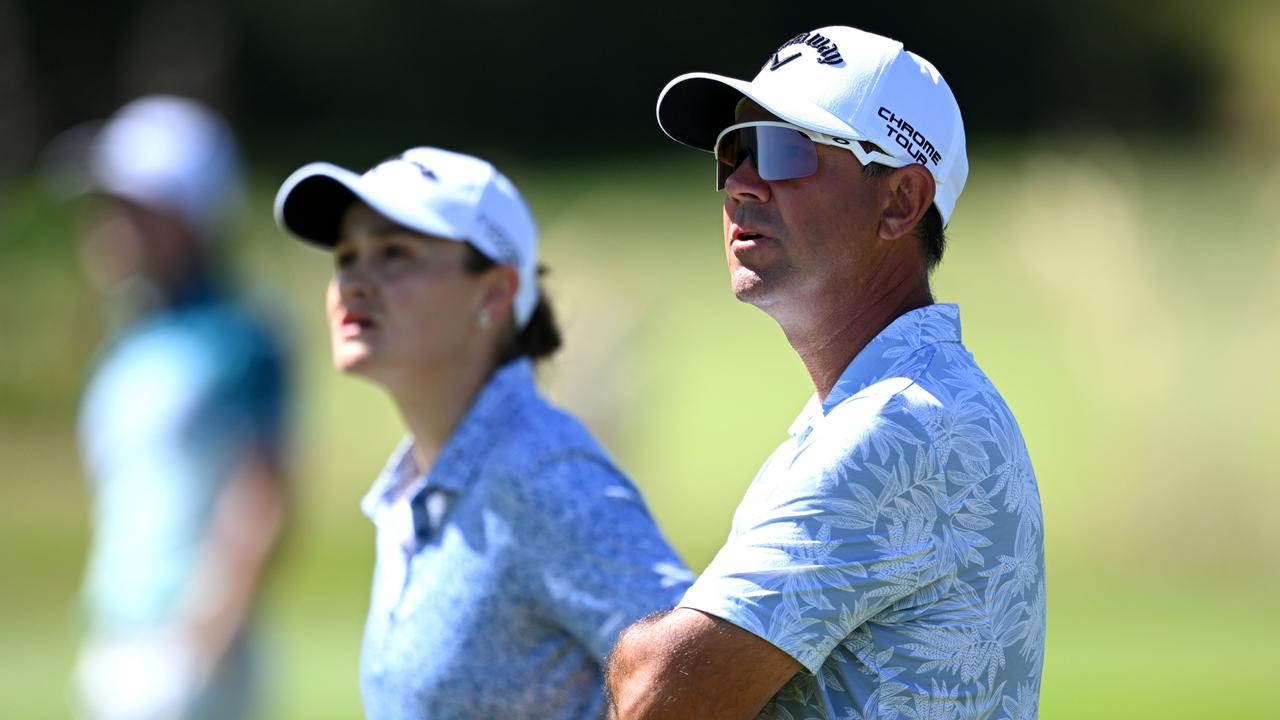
[335,262,374,300]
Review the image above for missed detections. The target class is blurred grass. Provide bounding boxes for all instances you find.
[2,143,1279,718]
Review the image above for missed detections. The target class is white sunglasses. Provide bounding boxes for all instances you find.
[712,121,913,189]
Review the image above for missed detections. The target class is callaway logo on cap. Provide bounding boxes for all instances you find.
[656,25,968,225]
[273,147,541,328]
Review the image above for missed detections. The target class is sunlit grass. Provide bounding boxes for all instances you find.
[3,144,1279,717]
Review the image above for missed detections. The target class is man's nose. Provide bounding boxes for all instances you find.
[724,154,771,204]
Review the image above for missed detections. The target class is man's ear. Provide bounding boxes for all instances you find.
[879,164,935,241]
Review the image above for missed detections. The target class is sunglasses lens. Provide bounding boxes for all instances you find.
[715,125,820,189]
[715,130,745,190]
[755,126,819,183]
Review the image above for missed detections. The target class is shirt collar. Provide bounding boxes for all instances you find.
[788,303,962,438]
[361,358,537,519]
[360,437,419,521]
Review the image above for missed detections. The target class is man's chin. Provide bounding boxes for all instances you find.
[730,268,775,306]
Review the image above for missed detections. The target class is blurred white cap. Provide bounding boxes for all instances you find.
[88,95,244,238]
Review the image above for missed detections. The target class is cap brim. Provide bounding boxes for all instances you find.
[273,163,367,247]
[274,162,465,249]
[656,72,869,151]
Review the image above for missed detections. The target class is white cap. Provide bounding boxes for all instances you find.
[657,26,968,225]
[89,95,244,238]
[274,147,540,328]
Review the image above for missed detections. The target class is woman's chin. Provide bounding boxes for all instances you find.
[333,348,376,375]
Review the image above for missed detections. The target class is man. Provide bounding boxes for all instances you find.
[70,96,290,720]
[606,26,1045,719]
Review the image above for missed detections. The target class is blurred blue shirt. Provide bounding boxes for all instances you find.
[78,286,288,634]
[359,358,692,720]
[680,304,1045,719]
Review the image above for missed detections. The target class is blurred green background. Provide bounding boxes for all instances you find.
[3,1,1279,718]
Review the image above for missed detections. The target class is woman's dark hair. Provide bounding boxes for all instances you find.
[462,245,562,366]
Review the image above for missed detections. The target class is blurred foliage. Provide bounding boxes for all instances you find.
[5,0,1280,177]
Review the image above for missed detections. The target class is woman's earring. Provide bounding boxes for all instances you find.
[476,309,491,330]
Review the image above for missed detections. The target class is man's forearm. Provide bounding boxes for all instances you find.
[605,607,801,720]
[606,610,675,719]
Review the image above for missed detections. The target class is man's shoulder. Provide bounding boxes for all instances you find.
[839,334,1013,423]
[808,343,1020,474]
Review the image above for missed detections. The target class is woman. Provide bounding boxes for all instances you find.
[273,147,690,719]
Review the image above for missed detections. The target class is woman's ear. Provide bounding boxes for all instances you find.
[478,265,520,329]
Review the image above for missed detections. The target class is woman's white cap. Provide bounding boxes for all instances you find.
[275,147,540,328]
[657,26,968,226]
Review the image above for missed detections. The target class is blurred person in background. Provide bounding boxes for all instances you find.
[607,26,1045,719]
[68,95,291,720]
[273,146,691,719]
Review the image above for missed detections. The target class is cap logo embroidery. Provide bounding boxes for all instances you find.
[768,31,843,70]
[370,155,438,181]
[769,52,801,71]
[878,107,943,166]
[475,215,520,266]
[404,159,438,181]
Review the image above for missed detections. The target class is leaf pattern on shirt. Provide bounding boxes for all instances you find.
[998,681,1040,720]
[681,305,1045,720]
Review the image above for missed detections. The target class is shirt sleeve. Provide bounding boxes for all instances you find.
[208,319,290,458]
[509,453,693,663]
[679,402,946,675]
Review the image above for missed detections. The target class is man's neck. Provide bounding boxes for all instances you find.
[781,283,933,403]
